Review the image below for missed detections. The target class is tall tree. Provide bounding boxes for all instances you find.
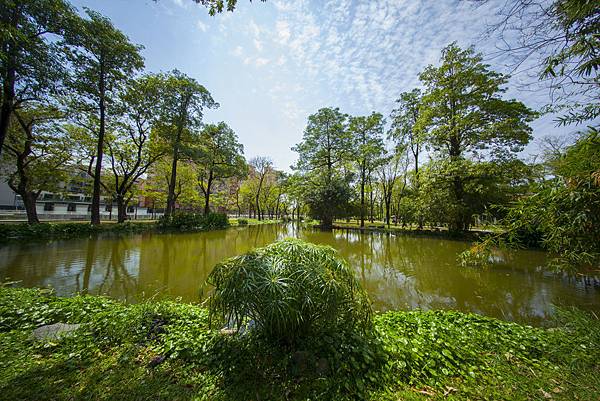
[155,70,217,216]
[416,43,535,231]
[378,146,409,227]
[285,172,305,221]
[293,108,351,180]
[104,75,166,223]
[292,107,353,228]
[0,0,76,158]
[249,156,272,221]
[64,8,144,225]
[0,106,70,223]
[390,89,422,184]
[391,89,424,228]
[195,122,246,215]
[349,112,384,228]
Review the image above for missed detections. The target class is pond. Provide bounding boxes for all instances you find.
[1,223,598,326]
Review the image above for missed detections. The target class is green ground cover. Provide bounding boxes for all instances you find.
[0,286,597,401]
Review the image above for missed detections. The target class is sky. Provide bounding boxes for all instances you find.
[69,0,576,172]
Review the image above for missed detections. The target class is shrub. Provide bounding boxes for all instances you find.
[157,212,229,231]
[236,218,248,226]
[207,238,372,341]
[0,221,154,243]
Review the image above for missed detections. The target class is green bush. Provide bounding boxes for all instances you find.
[157,212,229,231]
[0,221,152,243]
[236,218,248,225]
[207,238,372,341]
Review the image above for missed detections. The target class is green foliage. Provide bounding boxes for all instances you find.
[0,0,77,153]
[195,122,247,214]
[292,107,352,174]
[157,211,229,231]
[390,88,423,177]
[152,69,218,215]
[1,287,600,400]
[304,174,354,228]
[377,309,600,399]
[0,221,151,242]
[461,128,600,270]
[207,239,372,341]
[236,218,248,225]
[415,43,535,231]
[187,0,267,16]
[545,0,600,125]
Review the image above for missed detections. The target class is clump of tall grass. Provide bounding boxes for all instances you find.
[207,238,372,341]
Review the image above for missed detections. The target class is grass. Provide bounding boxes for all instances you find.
[1,286,598,400]
[229,217,282,226]
[325,219,505,241]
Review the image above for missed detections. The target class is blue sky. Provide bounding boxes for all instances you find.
[69,0,575,172]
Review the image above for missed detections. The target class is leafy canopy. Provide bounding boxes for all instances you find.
[416,43,535,161]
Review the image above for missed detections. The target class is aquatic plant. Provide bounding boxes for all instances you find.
[207,238,372,341]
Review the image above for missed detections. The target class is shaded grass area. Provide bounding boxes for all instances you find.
[0,287,598,400]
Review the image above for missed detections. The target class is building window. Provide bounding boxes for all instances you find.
[67,203,76,212]
[44,203,54,211]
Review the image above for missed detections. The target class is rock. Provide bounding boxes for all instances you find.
[316,357,329,375]
[148,355,166,368]
[32,323,81,341]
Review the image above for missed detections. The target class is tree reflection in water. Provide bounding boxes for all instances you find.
[0,224,598,326]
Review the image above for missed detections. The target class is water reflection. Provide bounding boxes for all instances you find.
[0,223,598,326]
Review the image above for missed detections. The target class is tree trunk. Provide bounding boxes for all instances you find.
[165,133,181,217]
[117,196,127,223]
[449,135,466,232]
[91,68,106,226]
[385,195,391,227]
[22,192,39,224]
[322,214,333,229]
[360,168,365,228]
[369,186,374,223]
[255,194,261,221]
[203,171,213,215]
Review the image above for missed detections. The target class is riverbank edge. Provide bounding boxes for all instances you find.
[1,287,598,400]
[326,221,492,242]
[0,217,282,244]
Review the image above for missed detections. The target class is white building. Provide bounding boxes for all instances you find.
[0,180,160,221]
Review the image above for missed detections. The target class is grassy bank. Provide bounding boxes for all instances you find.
[0,287,598,400]
[323,220,493,242]
[0,215,281,243]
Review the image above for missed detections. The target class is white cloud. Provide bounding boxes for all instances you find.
[196,20,208,32]
[255,57,270,67]
[275,56,286,66]
[276,20,291,44]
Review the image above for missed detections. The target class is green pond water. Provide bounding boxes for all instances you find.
[0,223,598,326]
